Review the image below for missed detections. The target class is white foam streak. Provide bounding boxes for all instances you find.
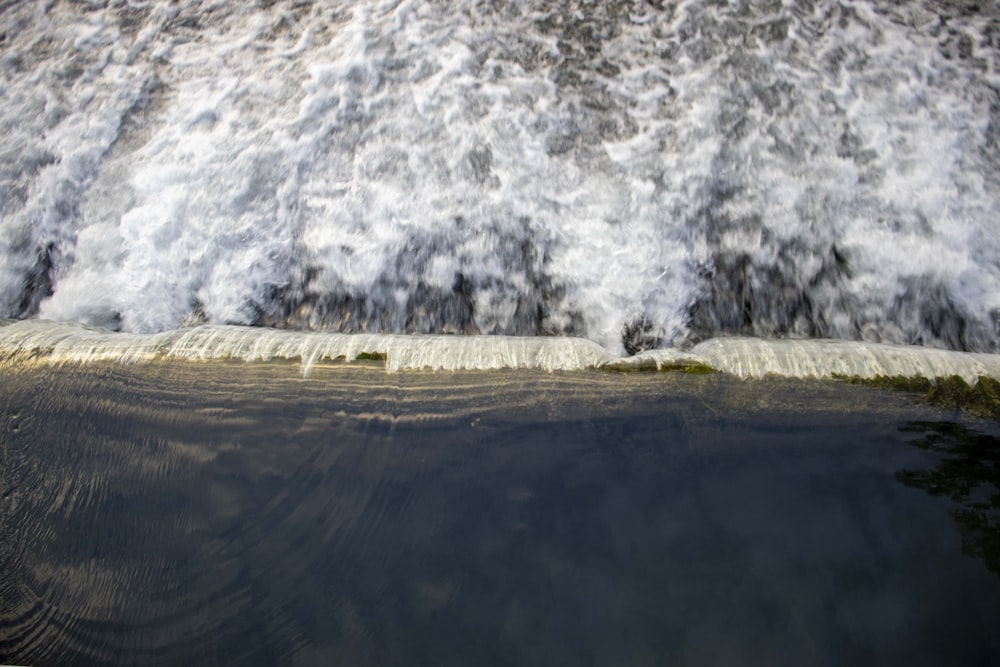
[4,320,1000,384]
[686,338,1000,384]
[0,320,610,374]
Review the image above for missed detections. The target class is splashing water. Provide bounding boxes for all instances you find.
[2,0,999,355]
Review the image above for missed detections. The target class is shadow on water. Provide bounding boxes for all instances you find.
[896,421,1000,576]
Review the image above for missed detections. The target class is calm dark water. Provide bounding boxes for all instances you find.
[1,361,999,666]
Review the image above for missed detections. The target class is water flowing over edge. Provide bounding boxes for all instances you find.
[3,318,999,383]
[2,2,1000,355]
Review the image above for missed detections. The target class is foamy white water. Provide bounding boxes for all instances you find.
[2,1,999,354]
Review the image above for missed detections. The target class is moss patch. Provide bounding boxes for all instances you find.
[659,360,717,375]
[837,374,1000,421]
[355,351,387,361]
[601,358,717,374]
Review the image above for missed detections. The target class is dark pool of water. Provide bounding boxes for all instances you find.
[1,361,999,666]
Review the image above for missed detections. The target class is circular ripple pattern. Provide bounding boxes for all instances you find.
[0,360,659,664]
[1,366,363,663]
[2,359,1000,664]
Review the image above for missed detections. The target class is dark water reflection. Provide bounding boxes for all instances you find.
[1,361,999,666]
[896,422,1000,577]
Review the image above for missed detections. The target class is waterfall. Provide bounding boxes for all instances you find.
[2,1,999,356]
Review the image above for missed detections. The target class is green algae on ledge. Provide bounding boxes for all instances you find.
[835,374,1000,421]
[355,351,388,361]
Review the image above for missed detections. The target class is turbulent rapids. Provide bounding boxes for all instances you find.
[2,1,1000,357]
